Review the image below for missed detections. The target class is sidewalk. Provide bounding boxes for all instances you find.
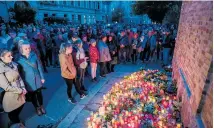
[59,62,164,128]
[0,61,163,128]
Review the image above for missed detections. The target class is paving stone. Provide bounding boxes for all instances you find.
[25,115,57,128]
[73,109,91,123]
[86,103,101,111]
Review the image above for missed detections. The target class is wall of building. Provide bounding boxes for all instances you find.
[172,1,213,127]
[0,2,14,22]
[35,1,106,24]
[0,1,107,24]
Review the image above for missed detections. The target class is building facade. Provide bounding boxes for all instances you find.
[0,1,108,24]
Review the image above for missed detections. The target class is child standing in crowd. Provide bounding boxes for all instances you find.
[89,39,99,82]
[59,43,87,103]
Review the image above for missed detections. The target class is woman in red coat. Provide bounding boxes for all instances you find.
[89,39,99,82]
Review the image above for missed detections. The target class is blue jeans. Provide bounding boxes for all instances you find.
[119,48,127,63]
[163,48,171,65]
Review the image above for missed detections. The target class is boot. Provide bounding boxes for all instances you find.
[111,65,115,72]
[36,107,42,116]
[19,123,26,128]
[40,105,46,114]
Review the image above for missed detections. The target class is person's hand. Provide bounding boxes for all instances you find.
[41,79,45,84]
[138,47,142,53]
[84,57,89,61]
[22,88,27,95]
[112,51,115,54]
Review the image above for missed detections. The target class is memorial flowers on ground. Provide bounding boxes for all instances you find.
[87,69,182,128]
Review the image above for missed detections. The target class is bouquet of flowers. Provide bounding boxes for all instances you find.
[87,70,182,128]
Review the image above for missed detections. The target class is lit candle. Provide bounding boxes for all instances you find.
[176,123,181,128]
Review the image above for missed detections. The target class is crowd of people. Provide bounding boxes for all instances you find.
[0,22,177,127]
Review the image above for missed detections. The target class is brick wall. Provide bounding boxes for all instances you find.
[202,83,213,128]
[172,1,213,127]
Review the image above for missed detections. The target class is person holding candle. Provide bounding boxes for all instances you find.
[73,39,88,91]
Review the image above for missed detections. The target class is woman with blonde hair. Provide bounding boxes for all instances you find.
[17,40,46,116]
[59,43,87,104]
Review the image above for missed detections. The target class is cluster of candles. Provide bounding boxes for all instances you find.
[87,70,182,128]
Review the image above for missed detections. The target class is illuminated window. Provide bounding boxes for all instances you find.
[70,1,74,6]
[72,15,75,21]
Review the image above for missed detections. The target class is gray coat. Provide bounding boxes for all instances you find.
[17,52,44,91]
[0,61,25,112]
[97,41,111,62]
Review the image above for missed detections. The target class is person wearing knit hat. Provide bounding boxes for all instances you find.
[81,34,90,77]
[72,39,88,91]
[71,33,79,44]
[89,39,99,82]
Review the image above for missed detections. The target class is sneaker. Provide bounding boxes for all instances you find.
[19,123,26,128]
[68,98,77,104]
[84,93,88,97]
[80,94,86,99]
